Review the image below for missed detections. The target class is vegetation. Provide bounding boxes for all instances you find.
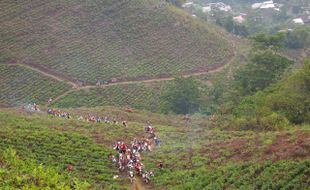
[1,1,309,189]
[285,26,310,49]
[154,160,310,190]
[160,77,200,114]
[167,0,186,7]
[53,83,162,111]
[0,104,309,189]
[0,64,70,107]
[233,59,310,128]
[0,0,233,85]
[200,33,308,130]
[0,111,127,189]
[0,148,90,189]
[234,50,293,95]
[216,16,249,37]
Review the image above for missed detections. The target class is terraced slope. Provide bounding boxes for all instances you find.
[1,0,233,85]
[1,108,309,189]
[0,64,70,107]
[53,82,164,110]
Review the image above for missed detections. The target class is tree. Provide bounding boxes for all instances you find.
[251,33,286,51]
[216,16,234,33]
[234,51,293,95]
[286,26,310,49]
[166,0,186,7]
[160,77,200,114]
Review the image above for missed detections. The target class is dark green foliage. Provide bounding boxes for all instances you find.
[234,51,293,95]
[160,77,200,114]
[167,0,186,7]
[234,59,310,127]
[251,33,286,51]
[286,26,310,49]
[266,59,310,124]
[216,16,234,33]
[216,16,249,37]
[0,149,90,189]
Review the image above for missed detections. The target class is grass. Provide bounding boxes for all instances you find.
[0,111,128,189]
[0,148,90,189]
[153,160,310,190]
[0,107,309,189]
[52,82,165,111]
[0,64,70,107]
[0,0,233,85]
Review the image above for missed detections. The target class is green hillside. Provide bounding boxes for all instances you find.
[0,108,309,189]
[53,82,165,110]
[0,64,70,107]
[1,0,233,85]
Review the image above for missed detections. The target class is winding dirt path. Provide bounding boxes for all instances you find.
[8,41,236,104]
[51,52,236,103]
[131,177,146,190]
[4,63,79,88]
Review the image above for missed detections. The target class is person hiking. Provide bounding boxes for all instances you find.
[158,162,164,170]
[122,120,128,128]
[67,164,73,172]
[154,136,161,146]
[47,97,52,104]
[120,142,127,154]
[129,171,135,183]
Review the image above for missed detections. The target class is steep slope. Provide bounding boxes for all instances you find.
[1,0,233,86]
[0,107,309,189]
[0,64,70,107]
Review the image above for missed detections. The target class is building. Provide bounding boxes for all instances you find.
[201,2,232,12]
[251,1,280,11]
[233,15,245,24]
[202,6,211,13]
[301,15,310,24]
[182,2,194,8]
[293,18,304,25]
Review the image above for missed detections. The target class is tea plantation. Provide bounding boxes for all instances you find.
[0,108,309,189]
[0,64,70,107]
[1,0,233,85]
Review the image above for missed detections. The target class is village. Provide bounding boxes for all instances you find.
[181,0,310,35]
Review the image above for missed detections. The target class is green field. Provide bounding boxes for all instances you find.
[0,0,233,85]
[0,64,70,107]
[53,82,166,111]
[0,108,309,189]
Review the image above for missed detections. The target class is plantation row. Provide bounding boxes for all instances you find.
[154,160,310,190]
[0,148,90,189]
[0,64,70,107]
[1,0,233,84]
[53,83,165,110]
[1,107,309,189]
[0,111,128,189]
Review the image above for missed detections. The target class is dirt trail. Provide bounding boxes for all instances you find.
[16,63,79,88]
[51,53,236,103]
[10,41,236,104]
[131,177,147,190]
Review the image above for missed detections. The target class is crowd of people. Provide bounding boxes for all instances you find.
[110,122,162,184]
[47,108,71,119]
[22,102,164,185]
[46,108,127,125]
[22,103,40,112]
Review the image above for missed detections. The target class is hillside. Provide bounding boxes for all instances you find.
[0,64,70,107]
[0,107,309,189]
[1,0,233,86]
